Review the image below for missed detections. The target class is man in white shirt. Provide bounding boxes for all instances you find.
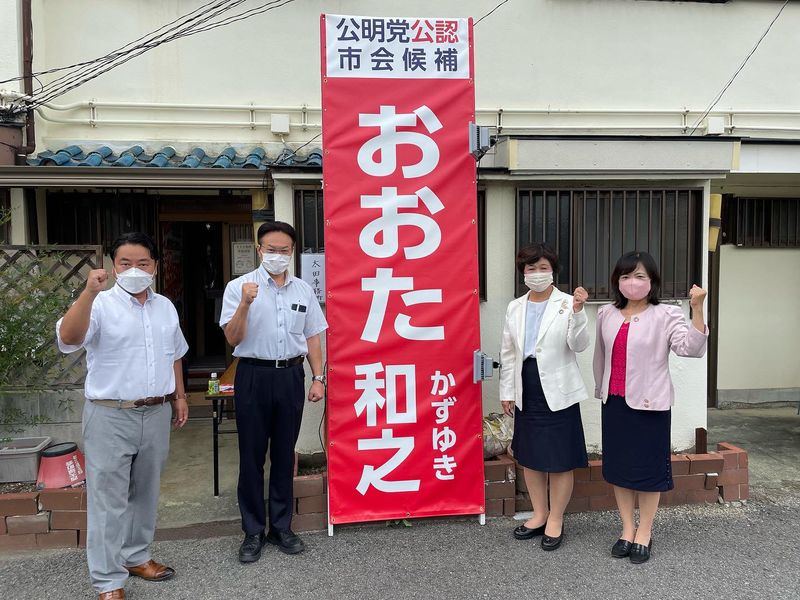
[56,232,188,600]
[220,221,327,562]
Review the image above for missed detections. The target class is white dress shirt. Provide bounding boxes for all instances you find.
[523,300,548,359]
[219,267,328,360]
[56,284,189,401]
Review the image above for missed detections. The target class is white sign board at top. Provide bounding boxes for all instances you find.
[324,16,471,79]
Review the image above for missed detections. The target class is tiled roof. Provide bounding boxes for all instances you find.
[26,145,322,168]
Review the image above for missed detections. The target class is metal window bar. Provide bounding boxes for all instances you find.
[517,187,703,299]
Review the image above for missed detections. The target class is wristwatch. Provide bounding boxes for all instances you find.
[312,375,326,385]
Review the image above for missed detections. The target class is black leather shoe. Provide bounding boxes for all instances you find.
[611,539,633,558]
[540,528,565,551]
[239,531,266,563]
[629,540,653,564]
[266,529,306,555]
[513,523,546,540]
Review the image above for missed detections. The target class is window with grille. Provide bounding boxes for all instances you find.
[0,189,10,243]
[293,188,488,299]
[722,197,800,248]
[516,188,703,300]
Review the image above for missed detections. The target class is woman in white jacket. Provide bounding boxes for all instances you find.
[500,243,590,551]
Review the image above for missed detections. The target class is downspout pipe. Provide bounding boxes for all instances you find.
[17,0,35,164]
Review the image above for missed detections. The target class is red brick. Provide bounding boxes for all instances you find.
[0,492,39,516]
[720,484,740,502]
[5,513,50,535]
[484,458,507,482]
[670,455,691,476]
[739,484,750,501]
[659,490,687,506]
[38,488,86,511]
[672,474,706,492]
[485,498,503,516]
[716,442,746,455]
[589,460,604,481]
[485,480,515,500]
[515,493,532,512]
[717,450,739,472]
[573,467,591,482]
[50,510,87,530]
[37,530,77,549]
[687,489,719,504]
[589,495,617,511]
[739,452,748,470]
[718,469,748,486]
[0,533,37,550]
[290,512,327,532]
[704,473,719,490]
[296,495,327,515]
[688,453,725,475]
[503,497,516,517]
[0,517,6,535]
[293,474,324,499]
[573,480,612,497]
[515,468,527,494]
[78,530,87,548]
[565,496,589,513]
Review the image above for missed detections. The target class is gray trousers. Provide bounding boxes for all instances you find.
[82,399,171,593]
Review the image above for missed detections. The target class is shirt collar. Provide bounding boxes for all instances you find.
[259,266,294,289]
[110,281,154,305]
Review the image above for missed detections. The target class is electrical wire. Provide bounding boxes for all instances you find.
[7,0,298,111]
[474,0,511,26]
[688,0,790,135]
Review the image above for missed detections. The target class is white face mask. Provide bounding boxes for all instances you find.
[262,252,291,275]
[524,271,553,292]
[115,267,154,294]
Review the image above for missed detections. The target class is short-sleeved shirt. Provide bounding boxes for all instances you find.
[219,267,328,360]
[56,284,189,401]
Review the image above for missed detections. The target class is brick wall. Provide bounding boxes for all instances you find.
[513,442,749,512]
[0,488,86,552]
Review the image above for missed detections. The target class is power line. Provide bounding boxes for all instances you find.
[474,0,511,26]
[689,0,790,135]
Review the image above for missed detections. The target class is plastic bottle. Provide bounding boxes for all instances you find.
[208,372,219,395]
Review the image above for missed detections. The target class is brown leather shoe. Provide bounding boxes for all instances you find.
[97,590,125,600]
[125,559,175,582]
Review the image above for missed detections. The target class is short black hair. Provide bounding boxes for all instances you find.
[515,243,559,274]
[257,221,297,246]
[611,250,661,308]
[110,232,159,261]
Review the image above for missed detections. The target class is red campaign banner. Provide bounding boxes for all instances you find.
[321,14,485,525]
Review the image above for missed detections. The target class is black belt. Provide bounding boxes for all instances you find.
[241,356,304,368]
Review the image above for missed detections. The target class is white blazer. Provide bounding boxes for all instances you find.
[499,287,590,411]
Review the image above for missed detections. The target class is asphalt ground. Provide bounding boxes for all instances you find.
[1,492,798,600]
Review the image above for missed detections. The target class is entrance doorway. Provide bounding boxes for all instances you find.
[158,194,255,390]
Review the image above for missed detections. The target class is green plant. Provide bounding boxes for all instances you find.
[0,208,75,440]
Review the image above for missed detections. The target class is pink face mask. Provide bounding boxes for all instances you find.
[619,278,651,301]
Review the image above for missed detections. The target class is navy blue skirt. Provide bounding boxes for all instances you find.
[601,394,673,492]
[511,358,588,473]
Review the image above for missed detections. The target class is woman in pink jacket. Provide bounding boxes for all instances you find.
[593,251,708,565]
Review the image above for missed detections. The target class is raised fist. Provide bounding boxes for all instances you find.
[689,285,707,308]
[573,286,588,313]
[241,282,259,305]
[85,269,108,295]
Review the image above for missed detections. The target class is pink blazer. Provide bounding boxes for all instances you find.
[593,303,708,411]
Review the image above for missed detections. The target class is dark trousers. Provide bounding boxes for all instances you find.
[234,360,305,534]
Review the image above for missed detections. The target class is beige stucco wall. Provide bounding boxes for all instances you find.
[717,245,800,395]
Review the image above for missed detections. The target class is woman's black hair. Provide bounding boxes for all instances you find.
[515,243,559,274]
[611,250,661,308]
[110,232,159,261]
